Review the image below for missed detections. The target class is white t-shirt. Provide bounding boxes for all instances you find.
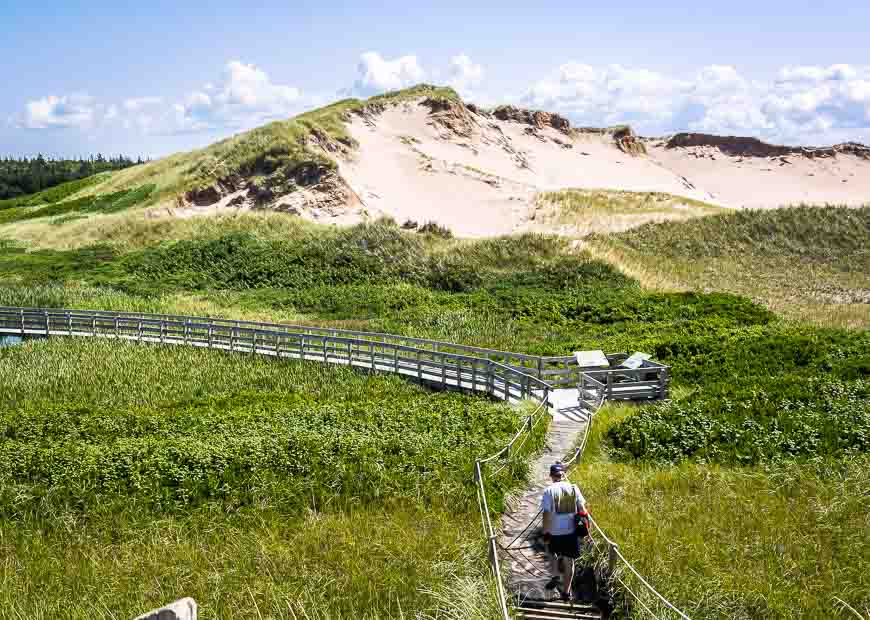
[541,481,585,536]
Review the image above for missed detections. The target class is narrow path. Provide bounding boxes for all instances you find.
[501,388,595,602]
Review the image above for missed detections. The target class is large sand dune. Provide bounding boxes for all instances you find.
[331,99,870,236]
[155,90,869,237]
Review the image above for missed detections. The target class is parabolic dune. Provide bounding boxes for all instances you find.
[165,87,870,237]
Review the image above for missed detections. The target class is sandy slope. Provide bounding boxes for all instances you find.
[648,143,870,208]
[338,104,718,236]
[333,100,869,236]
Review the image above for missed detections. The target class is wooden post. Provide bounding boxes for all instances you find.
[371,342,376,371]
[537,357,544,380]
[441,354,447,386]
[300,334,306,360]
[606,371,613,400]
[138,320,143,342]
[417,350,422,380]
[393,346,399,373]
[608,543,620,573]
[252,330,257,355]
[457,357,462,390]
[207,326,213,348]
[472,361,478,393]
[20,309,25,336]
[114,317,119,339]
[93,316,97,338]
[67,312,72,336]
[44,310,49,336]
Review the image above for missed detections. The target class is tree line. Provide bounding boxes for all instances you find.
[0,154,145,200]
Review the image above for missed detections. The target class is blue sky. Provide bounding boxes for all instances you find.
[2,0,869,157]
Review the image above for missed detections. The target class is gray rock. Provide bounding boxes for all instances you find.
[134,598,197,620]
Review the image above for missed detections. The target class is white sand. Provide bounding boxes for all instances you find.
[338,104,722,236]
[648,145,870,208]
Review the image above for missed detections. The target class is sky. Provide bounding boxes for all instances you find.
[2,0,869,158]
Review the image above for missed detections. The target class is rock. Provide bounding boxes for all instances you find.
[185,185,222,206]
[612,126,647,156]
[135,598,197,620]
[666,133,870,159]
[492,105,572,134]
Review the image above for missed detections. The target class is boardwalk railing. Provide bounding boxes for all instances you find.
[0,307,553,402]
[0,306,684,618]
[0,306,669,396]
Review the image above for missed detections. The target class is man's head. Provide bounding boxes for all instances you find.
[549,462,566,481]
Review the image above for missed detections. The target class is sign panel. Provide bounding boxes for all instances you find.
[620,351,652,370]
[574,350,609,368]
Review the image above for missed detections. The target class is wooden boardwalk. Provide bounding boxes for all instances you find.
[500,388,596,602]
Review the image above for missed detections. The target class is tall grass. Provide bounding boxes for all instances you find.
[572,404,870,619]
[0,336,535,618]
[590,205,870,328]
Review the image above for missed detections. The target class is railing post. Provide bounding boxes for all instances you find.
[207,325,213,348]
[252,329,257,355]
[537,356,544,379]
[44,310,49,336]
[67,311,72,336]
[92,316,96,337]
[20,309,25,336]
[114,316,119,339]
[138,320,143,342]
[606,371,613,401]
[608,543,619,573]
[472,360,478,393]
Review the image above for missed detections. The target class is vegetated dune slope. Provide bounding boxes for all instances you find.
[123,86,870,237]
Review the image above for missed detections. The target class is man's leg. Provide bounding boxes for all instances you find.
[560,556,576,599]
[545,552,562,590]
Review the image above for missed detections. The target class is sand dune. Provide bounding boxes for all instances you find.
[333,99,869,236]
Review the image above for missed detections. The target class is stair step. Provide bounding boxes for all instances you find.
[516,600,602,620]
[516,611,600,620]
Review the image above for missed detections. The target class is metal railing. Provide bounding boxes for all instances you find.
[0,307,552,403]
[0,306,683,618]
[0,306,669,392]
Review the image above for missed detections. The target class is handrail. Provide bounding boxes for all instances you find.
[569,375,691,620]
[0,306,679,619]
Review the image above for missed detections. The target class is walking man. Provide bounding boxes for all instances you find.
[541,462,589,601]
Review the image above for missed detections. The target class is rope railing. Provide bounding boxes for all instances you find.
[569,375,692,620]
[474,384,552,620]
[0,306,683,619]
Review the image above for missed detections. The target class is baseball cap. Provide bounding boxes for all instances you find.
[549,462,566,476]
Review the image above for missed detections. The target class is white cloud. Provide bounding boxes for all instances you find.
[16,61,305,136]
[19,94,97,129]
[524,62,870,144]
[164,61,303,133]
[447,54,483,94]
[349,52,425,96]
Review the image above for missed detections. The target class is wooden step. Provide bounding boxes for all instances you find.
[515,599,602,620]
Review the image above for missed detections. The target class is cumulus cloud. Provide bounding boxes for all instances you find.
[19,94,98,129]
[524,63,870,144]
[17,61,304,136]
[348,52,425,96]
[447,54,483,94]
[161,61,303,133]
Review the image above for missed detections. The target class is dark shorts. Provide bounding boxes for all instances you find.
[549,533,581,559]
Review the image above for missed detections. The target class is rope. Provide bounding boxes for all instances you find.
[3,307,688,620]
[618,577,663,620]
